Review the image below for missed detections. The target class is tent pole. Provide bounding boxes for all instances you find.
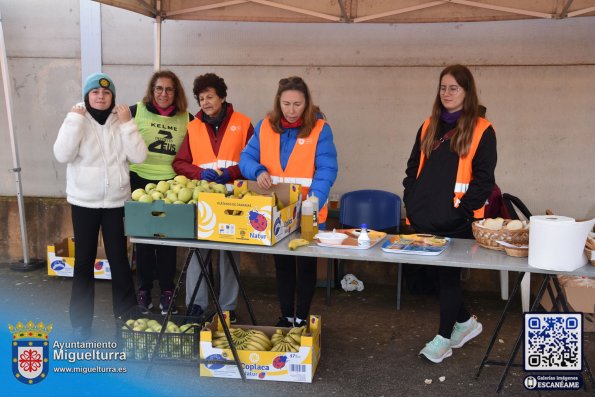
[154,3,162,71]
[0,12,43,271]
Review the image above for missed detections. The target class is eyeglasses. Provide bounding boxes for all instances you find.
[154,86,175,95]
[439,85,462,95]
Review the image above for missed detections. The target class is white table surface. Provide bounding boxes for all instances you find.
[130,234,595,278]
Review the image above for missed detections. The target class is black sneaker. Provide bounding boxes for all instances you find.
[275,317,293,327]
[188,304,204,317]
[137,289,153,314]
[294,318,308,327]
[159,290,178,315]
[229,311,237,324]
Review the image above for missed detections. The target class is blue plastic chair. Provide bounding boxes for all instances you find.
[333,189,403,309]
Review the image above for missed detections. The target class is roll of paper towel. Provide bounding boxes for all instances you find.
[528,215,595,272]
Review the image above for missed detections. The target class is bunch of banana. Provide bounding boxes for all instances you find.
[211,328,273,351]
[288,238,310,251]
[270,326,306,353]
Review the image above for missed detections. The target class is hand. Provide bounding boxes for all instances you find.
[114,104,131,123]
[71,105,86,115]
[201,169,219,182]
[215,168,231,184]
[256,171,272,190]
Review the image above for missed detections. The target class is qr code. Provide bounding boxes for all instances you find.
[524,313,582,371]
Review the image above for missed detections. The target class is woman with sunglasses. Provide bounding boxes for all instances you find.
[403,65,497,363]
[129,70,192,315]
[240,76,338,327]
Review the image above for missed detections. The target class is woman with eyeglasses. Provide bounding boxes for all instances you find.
[240,76,338,327]
[403,65,497,363]
[173,73,254,323]
[129,70,192,315]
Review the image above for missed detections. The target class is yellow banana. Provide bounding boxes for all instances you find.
[288,239,310,251]
[287,332,301,345]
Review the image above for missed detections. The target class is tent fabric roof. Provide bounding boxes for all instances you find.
[94,0,595,23]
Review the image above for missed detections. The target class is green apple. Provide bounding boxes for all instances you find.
[151,191,164,201]
[166,192,178,202]
[200,179,209,187]
[156,180,170,194]
[174,175,189,186]
[125,319,136,328]
[173,200,185,204]
[213,184,227,194]
[177,187,193,203]
[185,180,197,189]
[172,184,184,194]
[131,188,146,201]
[138,194,154,203]
[164,198,173,204]
[187,199,197,205]
[145,183,157,193]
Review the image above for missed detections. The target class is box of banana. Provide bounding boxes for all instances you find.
[196,180,302,246]
[200,314,321,382]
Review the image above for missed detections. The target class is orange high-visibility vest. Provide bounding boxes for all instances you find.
[416,116,492,219]
[259,117,329,223]
[187,112,251,188]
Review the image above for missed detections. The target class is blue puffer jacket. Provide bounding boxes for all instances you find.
[240,118,338,221]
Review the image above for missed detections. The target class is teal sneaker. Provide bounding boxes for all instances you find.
[419,335,452,363]
[450,315,483,348]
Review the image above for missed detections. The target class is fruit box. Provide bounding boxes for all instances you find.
[124,200,196,239]
[116,306,201,361]
[47,237,112,280]
[199,314,321,383]
[196,180,302,246]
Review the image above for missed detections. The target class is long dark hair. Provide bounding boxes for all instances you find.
[268,76,323,138]
[421,64,480,157]
[142,70,188,113]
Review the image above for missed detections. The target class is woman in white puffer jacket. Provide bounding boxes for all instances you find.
[54,73,147,341]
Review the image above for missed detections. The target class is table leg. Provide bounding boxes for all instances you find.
[195,249,246,381]
[225,250,257,325]
[326,258,332,305]
[476,271,525,378]
[496,274,551,393]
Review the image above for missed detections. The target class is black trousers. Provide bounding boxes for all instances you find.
[70,205,136,329]
[274,254,317,320]
[136,243,177,292]
[431,266,471,338]
[130,171,177,293]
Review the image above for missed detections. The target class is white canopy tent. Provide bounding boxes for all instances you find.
[94,0,595,69]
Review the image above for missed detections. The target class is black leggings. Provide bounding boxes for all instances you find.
[432,266,471,338]
[70,205,137,329]
[274,255,317,320]
[136,243,177,292]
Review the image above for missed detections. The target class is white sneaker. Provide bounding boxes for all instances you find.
[450,315,483,349]
[419,335,453,363]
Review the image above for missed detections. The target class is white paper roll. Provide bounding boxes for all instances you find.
[528,215,595,272]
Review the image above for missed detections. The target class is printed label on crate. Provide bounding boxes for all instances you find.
[218,223,236,235]
[47,240,112,280]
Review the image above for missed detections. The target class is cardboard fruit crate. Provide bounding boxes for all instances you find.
[199,314,321,382]
[196,180,302,246]
[47,237,112,280]
[124,200,196,239]
[117,307,202,361]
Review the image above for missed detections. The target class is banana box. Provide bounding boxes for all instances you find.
[47,237,112,280]
[199,314,321,383]
[196,180,302,246]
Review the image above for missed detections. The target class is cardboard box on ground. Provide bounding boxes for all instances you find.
[535,274,595,332]
[47,235,113,280]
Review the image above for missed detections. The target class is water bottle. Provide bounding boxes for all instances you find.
[358,224,371,247]
[301,198,314,242]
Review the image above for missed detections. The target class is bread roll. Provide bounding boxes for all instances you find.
[505,219,523,231]
[484,218,504,230]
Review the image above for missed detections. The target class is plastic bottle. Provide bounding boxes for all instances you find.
[301,197,315,241]
[309,194,319,236]
[358,223,371,247]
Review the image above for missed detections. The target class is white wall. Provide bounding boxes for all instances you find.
[1,1,594,219]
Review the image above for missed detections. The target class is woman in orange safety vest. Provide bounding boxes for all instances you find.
[403,65,497,364]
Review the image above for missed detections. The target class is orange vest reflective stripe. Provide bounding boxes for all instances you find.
[260,117,329,223]
[417,117,492,219]
[187,112,251,188]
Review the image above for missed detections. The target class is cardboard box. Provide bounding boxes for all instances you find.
[199,314,321,383]
[47,238,112,280]
[539,275,595,314]
[124,200,196,239]
[196,180,302,246]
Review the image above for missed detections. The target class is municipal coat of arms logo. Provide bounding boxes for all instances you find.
[9,320,53,385]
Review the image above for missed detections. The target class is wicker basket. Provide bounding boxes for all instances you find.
[504,246,529,257]
[472,219,529,251]
[586,247,594,266]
